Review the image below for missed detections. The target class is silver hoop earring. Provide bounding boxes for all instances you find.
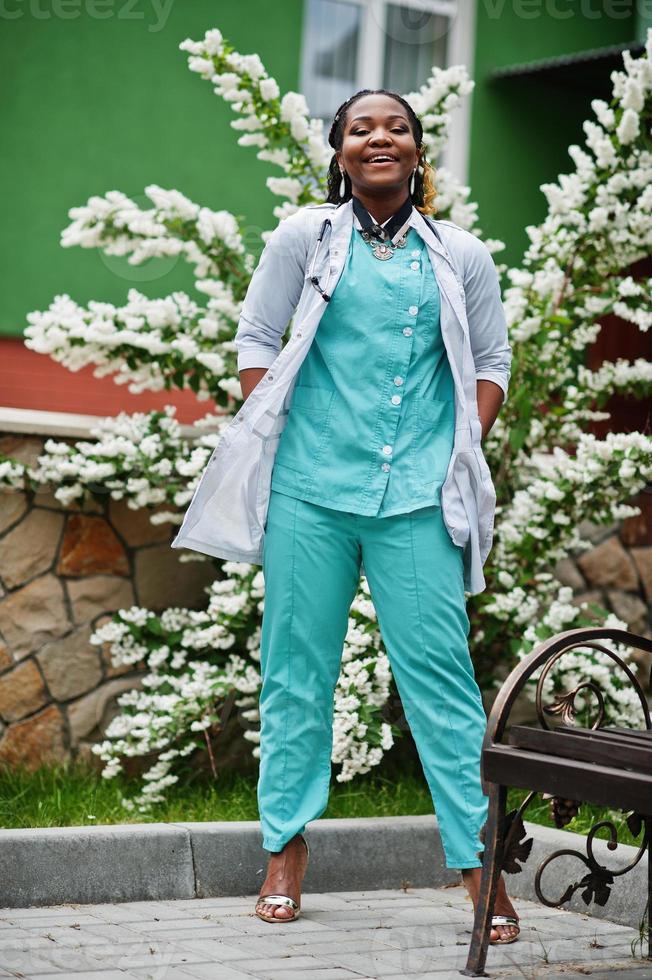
[339,169,346,198]
[409,167,417,196]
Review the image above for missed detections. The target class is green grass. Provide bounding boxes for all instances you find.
[0,757,644,850]
[507,788,641,847]
[0,757,435,828]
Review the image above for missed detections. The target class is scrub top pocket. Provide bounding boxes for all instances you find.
[414,397,456,487]
[290,384,335,413]
[271,384,335,485]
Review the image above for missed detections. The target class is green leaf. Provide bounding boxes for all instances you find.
[509,426,528,453]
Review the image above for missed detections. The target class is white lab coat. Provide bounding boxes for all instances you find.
[171,199,512,595]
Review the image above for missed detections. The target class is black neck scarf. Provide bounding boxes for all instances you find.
[352,193,413,243]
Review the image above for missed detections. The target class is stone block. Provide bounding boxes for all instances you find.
[0,703,68,769]
[619,490,652,547]
[134,544,215,610]
[67,675,142,742]
[36,625,102,700]
[109,498,172,548]
[576,518,619,546]
[32,487,104,513]
[66,574,135,624]
[0,640,13,673]
[605,589,648,632]
[0,574,70,659]
[570,589,606,612]
[0,488,28,534]
[56,514,129,578]
[0,507,64,588]
[0,658,48,722]
[631,546,652,603]
[0,434,44,468]
[102,647,138,677]
[576,536,639,591]
[552,557,586,592]
[92,613,139,677]
[629,633,652,694]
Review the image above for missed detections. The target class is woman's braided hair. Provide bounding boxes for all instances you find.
[325,88,437,215]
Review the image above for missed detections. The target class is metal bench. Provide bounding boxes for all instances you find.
[462,626,652,977]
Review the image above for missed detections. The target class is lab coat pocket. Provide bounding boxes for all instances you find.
[255,430,283,534]
[473,448,497,559]
[469,417,497,544]
[414,397,456,485]
[251,409,288,531]
[180,432,264,559]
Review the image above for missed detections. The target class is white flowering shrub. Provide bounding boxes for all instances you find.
[17,406,225,513]
[474,39,652,687]
[3,27,652,809]
[512,589,645,728]
[92,564,394,812]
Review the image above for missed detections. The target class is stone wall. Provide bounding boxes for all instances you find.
[0,422,216,772]
[555,490,652,685]
[0,416,651,773]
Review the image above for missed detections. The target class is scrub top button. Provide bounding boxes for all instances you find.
[382,445,393,455]
[393,376,403,386]
[411,249,420,257]
[381,462,391,472]
[403,327,413,337]
[409,305,418,315]
[410,261,419,270]
[391,394,401,405]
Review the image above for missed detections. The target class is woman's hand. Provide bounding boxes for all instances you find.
[240,367,269,401]
[476,379,504,441]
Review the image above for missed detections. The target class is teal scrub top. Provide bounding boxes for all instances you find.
[270,223,456,517]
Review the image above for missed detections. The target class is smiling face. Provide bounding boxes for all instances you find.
[336,93,420,201]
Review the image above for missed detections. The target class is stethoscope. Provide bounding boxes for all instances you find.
[309,218,333,302]
[308,211,449,304]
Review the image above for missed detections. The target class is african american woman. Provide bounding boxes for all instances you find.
[172,87,519,946]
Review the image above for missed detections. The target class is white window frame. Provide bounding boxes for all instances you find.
[300,0,476,184]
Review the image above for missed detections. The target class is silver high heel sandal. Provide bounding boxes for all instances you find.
[490,914,520,944]
[255,833,310,923]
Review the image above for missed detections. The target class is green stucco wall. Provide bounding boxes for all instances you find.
[469,2,637,267]
[3,1,643,340]
[1,2,304,337]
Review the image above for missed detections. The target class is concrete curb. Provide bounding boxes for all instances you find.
[1,815,647,930]
[2,823,195,908]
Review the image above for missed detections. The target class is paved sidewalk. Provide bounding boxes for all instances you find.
[0,883,649,980]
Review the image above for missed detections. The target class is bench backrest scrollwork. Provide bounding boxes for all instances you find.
[484,627,652,754]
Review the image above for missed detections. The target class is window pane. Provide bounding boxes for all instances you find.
[383,4,449,94]
[302,0,362,121]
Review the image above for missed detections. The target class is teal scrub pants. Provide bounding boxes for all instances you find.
[257,488,489,870]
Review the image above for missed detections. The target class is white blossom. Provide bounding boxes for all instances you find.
[6,26,651,815]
